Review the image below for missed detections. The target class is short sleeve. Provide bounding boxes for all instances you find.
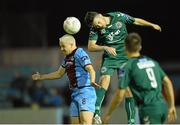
[88,28,98,41]
[157,62,166,80]
[76,48,91,67]
[119,12,135,24]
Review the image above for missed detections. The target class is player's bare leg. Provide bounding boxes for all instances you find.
[125,87,133,97]
[100,75,111,90]
[70,117,80,124]
[80,111,94,124]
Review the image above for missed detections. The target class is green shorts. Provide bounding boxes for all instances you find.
[100,58,128,76]
[139,102,168,124]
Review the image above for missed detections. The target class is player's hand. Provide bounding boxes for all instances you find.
[91,82,101,89]
[152,24,161,32]
[32,72,41,80]
[104,46,117,56]
[168,106,177,123]
[102,114,111,124]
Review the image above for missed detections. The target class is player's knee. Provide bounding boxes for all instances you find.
[100,75,111,90]
[100,75,110,83]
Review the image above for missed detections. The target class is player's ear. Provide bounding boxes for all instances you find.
[139,45,142,51]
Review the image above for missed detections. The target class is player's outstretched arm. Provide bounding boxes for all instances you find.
[133,18,161,32]
[32,66,65,81]
[102,89,126,123]
[163,76,177,123]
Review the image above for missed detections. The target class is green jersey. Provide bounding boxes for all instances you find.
[89,12,135,61]
[119,56,166,107]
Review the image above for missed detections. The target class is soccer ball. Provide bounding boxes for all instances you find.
[63,17,81,34]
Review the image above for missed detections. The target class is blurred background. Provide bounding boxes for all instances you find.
[0,0,179,124]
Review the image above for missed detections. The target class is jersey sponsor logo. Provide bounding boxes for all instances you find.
[81,56,89,61]
[116,21,122,29]
[137,60,155,69]
[101,67,107,73]
[106,30,120,41]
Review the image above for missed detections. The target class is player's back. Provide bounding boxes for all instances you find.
[128,56,166,106]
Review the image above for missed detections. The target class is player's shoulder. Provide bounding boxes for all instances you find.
[75,48,88,56]
[144,56,158,64]
[123,58,135,68]
[77,47,83,51]
[106,11,122,16]
[127,56,145,66]
[76,47,85,53]
[128,57,139,63]
[138,55,160,67]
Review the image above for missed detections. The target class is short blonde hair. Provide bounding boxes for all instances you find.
[59,34,76,45]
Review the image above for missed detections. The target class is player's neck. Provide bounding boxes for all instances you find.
[104,16,111,25]
[72,46,77,52]
[68,46,77,55]
[128,52,140,58]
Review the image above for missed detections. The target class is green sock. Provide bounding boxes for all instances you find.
[125,97,136,124]
[95,87,106,115]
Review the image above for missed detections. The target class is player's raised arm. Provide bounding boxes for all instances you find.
[32,66,65,81]
[133,18,161,31]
